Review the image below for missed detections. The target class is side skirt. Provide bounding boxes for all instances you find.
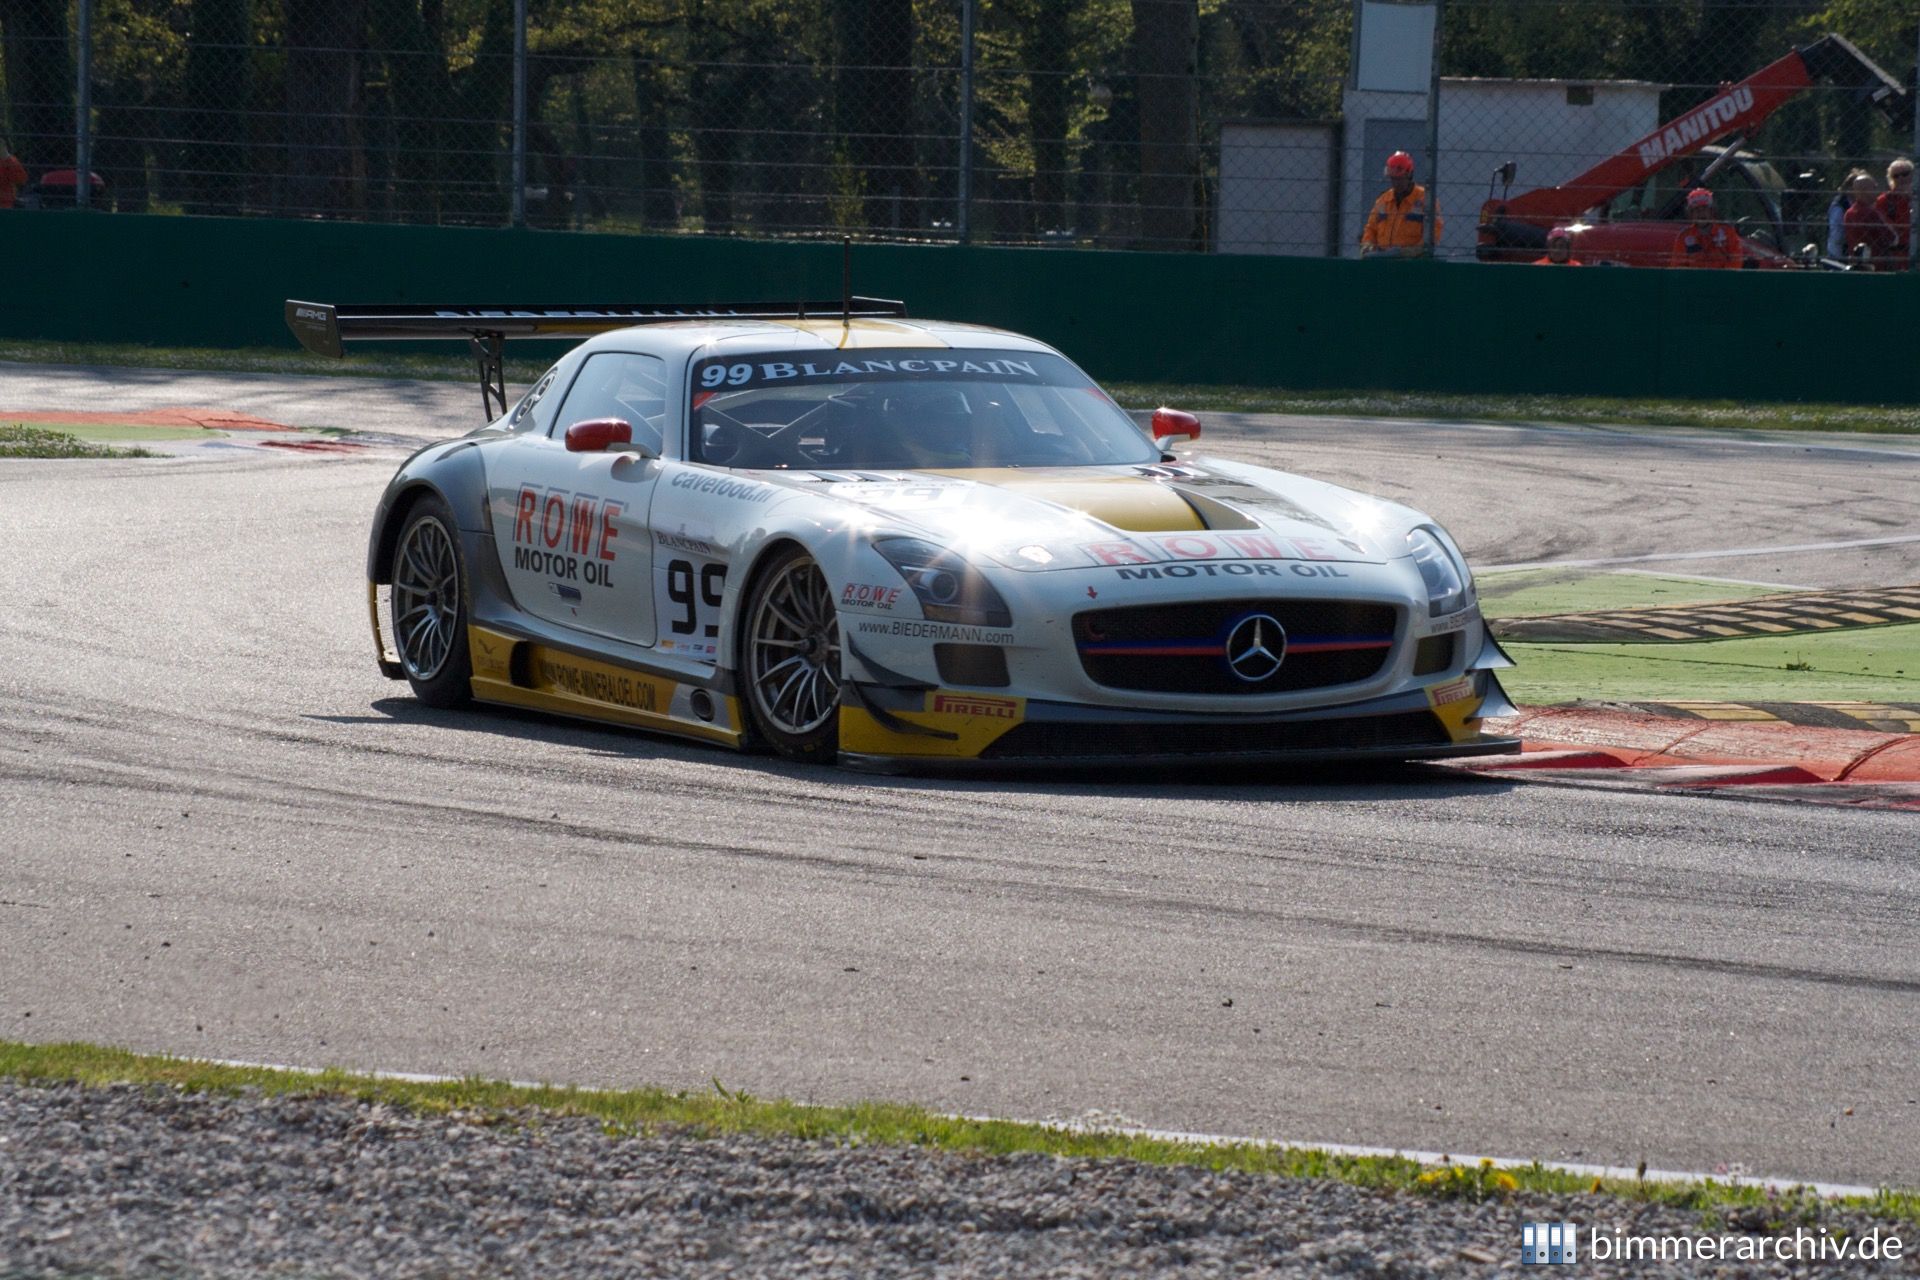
[465,624,745,749]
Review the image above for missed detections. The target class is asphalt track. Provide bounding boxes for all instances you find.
[2,361,1917,1190]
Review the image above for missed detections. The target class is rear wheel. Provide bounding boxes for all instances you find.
[742,547,842,762]
[390,494,473,708]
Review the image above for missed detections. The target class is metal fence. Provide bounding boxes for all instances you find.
[0,0,1914,266]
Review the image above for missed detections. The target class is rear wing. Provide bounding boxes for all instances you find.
[284,297,909,418]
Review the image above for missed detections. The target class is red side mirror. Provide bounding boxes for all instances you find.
[565,418,634,453]
[1150,407,1202,447]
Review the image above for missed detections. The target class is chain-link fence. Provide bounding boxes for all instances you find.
[0,0,1913,267]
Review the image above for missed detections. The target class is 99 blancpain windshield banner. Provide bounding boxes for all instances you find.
[692,349,1078,393]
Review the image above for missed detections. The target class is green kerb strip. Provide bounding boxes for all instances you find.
[1,1039,1914,1227]
[1479,571,1789,620]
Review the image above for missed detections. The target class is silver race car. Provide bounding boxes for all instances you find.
[287,297,1518,770]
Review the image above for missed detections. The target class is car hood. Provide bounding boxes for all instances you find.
[757,458,1407,571]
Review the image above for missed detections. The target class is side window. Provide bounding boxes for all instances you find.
[507,365,562,435]
[551,352,669,455]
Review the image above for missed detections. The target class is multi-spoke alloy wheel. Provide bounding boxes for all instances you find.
[390,495,473,707]
[744,548,842,761]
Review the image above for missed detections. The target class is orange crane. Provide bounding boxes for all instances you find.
[1477,35,1910,268]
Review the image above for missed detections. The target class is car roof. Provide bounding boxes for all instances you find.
[572,317,1060,362]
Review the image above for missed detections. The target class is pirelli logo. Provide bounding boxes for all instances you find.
[931,694,1019,719]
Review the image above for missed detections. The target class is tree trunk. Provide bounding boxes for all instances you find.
[92,87,150,212]
[452,0,514,222]
[1027,0,1072,234]
[0,0,74,175]
[629,52,679,229]
[182,0,251,214]
[283,0,367,217]
[833,0,914,230]
[368,0,455,222]
[1129,0,1201,248]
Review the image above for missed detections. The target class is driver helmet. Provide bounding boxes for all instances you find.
[881,386,975,464]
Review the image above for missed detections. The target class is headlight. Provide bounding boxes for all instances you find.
[873,538,1012,627]
[1406,526,1471,617]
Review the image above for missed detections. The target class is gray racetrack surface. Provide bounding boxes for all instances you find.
[2,363,1917,1190]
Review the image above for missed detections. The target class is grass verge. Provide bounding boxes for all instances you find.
[1502,623,1920,705]
[5,340,1918,435]
[3,1038,1915,1229]
[1106,383,1920,436]
[1477,571,1919,704]
[0,424,158,459]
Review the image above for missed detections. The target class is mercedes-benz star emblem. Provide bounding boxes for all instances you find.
[1225,614,1287,683]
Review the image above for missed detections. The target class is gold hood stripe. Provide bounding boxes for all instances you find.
[927,470,1207,533]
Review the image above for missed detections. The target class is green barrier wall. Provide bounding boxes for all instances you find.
[3,209,1916,403]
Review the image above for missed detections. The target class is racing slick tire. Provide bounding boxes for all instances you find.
[741,545,843,764]
[390,493,474,709]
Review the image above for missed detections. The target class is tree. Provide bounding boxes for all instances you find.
[0,0,74,174]
[1021,0,1072,233]
[834,0,915,230]
[1129,0,1200,247]
[182,0,251,214]
[367,0,458,222]
[282,0,368,216]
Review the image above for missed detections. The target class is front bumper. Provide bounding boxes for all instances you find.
[837,666,1521,774]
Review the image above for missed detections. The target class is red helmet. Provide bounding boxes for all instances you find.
[1686,187,1714,209]
[1546,225,1572,242]
[1385,151,1415,178]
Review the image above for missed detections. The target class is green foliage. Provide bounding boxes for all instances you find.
[3,1038,1916,1228]
[0,424,157,458]
[1807,0,1917,69]
[1442,0,1915,178]
[1416,1157,1521,1201]
[0,0,1906,235]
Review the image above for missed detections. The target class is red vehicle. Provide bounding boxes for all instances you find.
[1477,35,1910,268]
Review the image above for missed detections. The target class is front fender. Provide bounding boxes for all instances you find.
[366,438,496,583]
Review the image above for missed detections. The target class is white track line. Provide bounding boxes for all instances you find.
[1483,533,1920,574]
[1606,568,1814,591]
[194,1056,1884,1201]
[1313,416,1920,462]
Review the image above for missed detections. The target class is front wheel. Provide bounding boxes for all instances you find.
[741,547,842,762]
[390,494,473,708]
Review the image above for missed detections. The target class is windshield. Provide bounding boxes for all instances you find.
[688,347,1160,470]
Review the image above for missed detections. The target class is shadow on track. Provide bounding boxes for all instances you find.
[307,698,1519,805]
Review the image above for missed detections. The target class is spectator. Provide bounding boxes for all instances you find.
[1532,226,1583,265]
[0,138,25,210]
[1360,151,1442,258]
[1843,171,1897,269]
[1670,188,1742,268]
[1826,169,1869,259]
[1876,158,1912,271]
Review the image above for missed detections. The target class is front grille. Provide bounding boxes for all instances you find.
[981,711,1449,760]
[1073,600,1399,694]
